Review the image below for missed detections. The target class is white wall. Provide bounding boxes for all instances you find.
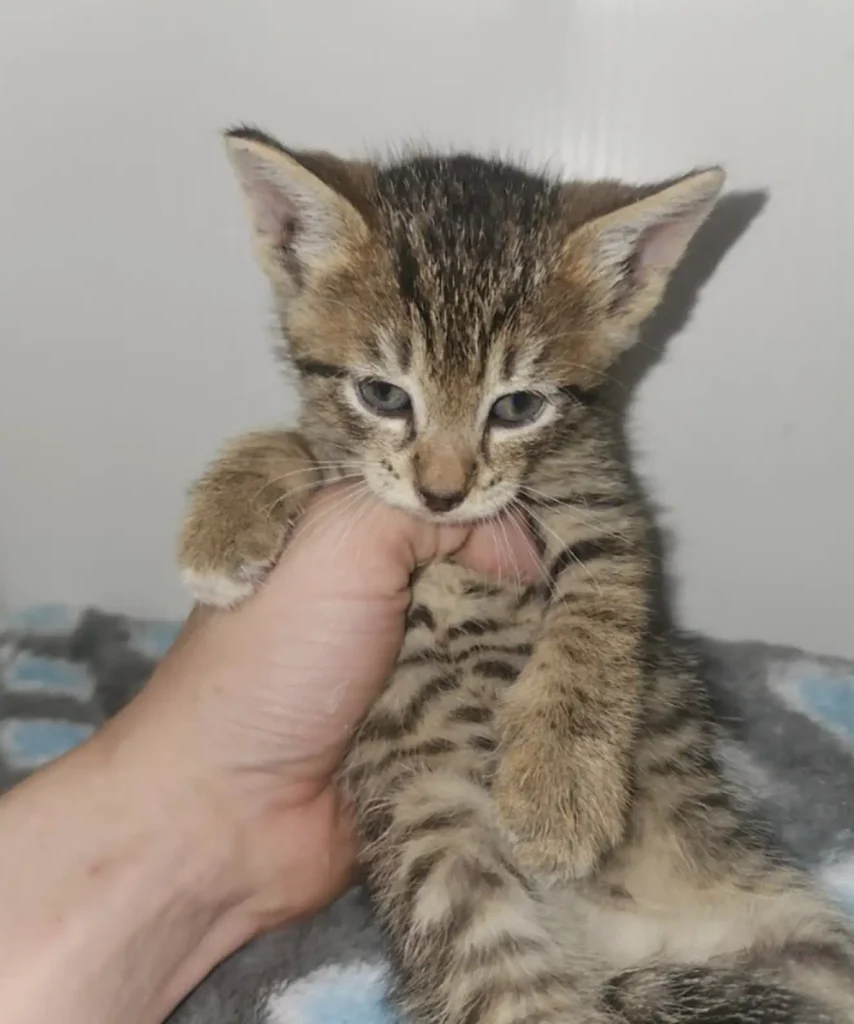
[1,0,852,656]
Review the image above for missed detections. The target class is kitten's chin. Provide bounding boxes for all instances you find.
[429,505,506,526]
[378,495,512,528]
[362,478,514,526]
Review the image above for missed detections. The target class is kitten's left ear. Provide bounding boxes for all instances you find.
[567,167,725,345]
[223,126,372,290]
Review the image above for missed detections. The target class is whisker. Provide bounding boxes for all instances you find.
[285,481,370,557]
[519,485,631,544]
[513,499,603,598]
[350,499,378,573]
[249,460,364,506]
[338,488,379,565]
[259,473,364,519]
[330,484,376,558]
[496,509,522,590]
[508,501,555,599]
[488,511,503,589]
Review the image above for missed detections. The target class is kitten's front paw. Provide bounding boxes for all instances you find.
[179,510,287,609]
[180,564,270,608]
[495,697,629,880]
[178,429,320,609]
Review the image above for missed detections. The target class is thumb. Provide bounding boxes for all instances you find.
[286,486,470,598]
[285,485,539,600]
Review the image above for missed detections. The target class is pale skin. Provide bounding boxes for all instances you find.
[0,487,538,1024]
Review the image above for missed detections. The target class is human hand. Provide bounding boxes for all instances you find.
[0,486,539,1024]
[109,486,540,931]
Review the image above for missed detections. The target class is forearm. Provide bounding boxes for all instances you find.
[494,508,651,877]
[0,720,253,1024]
[532,503,650,732]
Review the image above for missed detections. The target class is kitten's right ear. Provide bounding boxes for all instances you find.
[224,126,369,288]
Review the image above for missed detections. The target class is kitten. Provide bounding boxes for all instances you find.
[179,127,854,1024]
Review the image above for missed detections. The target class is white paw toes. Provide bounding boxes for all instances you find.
[180,567,262,608]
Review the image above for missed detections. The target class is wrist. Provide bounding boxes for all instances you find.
[0,715,258,1024]
[92,672,352,939]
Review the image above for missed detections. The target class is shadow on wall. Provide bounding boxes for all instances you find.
[613,188,769,403]
[607,188,769,624]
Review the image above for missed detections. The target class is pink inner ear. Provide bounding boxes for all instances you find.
[637,214,697,272]
[246,174,300,247]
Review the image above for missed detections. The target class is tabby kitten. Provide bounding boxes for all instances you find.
[179,127,854,1024]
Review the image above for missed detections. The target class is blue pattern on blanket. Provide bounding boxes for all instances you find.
[5,654,93,699]
[0,718,95,770]
[792,673,854,742]
[2,604,854,1024]
[0,604,178,776]
[264,964,396,1024]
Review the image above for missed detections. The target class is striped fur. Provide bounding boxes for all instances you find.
[179,131,854,1023]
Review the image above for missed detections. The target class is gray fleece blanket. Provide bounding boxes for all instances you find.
[2,604,854,1024]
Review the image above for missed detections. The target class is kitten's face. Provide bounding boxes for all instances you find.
[297,300,585,523]
[337,359,567,523]
[224,130,723,521]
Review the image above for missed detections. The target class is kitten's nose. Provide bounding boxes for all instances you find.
[417,486,466,513]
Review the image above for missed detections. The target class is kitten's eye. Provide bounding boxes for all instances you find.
[489,391,546,427]
[356,378,412,417]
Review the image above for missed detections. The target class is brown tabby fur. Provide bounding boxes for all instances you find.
[179,127,854,1023]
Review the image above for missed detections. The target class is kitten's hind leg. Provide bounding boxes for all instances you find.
[760,921,854,1024]
[601,964,833,1024]
[355,765,612,1024]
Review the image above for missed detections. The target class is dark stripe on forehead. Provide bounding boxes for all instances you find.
[294,359,347,379]
[489,295,516,339]
[362,336,382,365]
[395,234,434,343]
[501,339,520,381]
[397,332,412,374]
[377,155,562,372]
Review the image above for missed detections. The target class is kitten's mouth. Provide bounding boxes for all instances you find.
[362,477,513,527]
[426,509,483,526]
[374,492,488,527]
[400,503,481,526]
[406,499,511,529]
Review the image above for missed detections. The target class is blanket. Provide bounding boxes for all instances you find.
[2,604,854,1023]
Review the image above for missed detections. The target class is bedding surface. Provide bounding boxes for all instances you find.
[2,604,853,1023]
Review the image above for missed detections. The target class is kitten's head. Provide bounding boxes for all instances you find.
[225,126,723,521]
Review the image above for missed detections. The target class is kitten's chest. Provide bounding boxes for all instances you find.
[405,560,543,661]
[343,562,544,797]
